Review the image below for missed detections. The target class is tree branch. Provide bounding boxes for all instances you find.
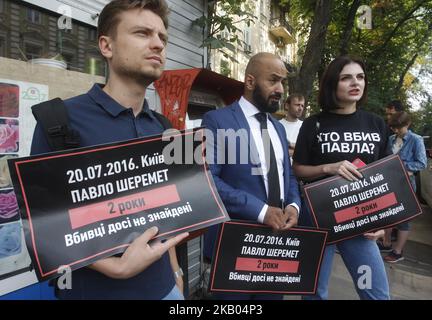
[396,53,418,94]
[372,0,428,58]
[289,0,333,100]
[339,0,361,55]
[395,22,432,93]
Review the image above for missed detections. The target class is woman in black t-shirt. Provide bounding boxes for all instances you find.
[293,56,390,300]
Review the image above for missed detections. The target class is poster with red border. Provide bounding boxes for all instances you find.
[209,221,328,295]
[8,128,229,281]
[303,154,422,244]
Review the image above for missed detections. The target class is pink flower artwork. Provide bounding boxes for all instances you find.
[0,190,19,223]
[0,119,19,153]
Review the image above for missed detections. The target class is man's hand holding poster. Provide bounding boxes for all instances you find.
[8,128,229,281]
[303,154,422,243]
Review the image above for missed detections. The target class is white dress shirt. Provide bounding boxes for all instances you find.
[238,97,299,223]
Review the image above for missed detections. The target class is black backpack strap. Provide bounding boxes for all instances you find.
[31,98,80,151]
[151,110,173,130]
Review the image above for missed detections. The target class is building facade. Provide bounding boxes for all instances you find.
[0,0,106,75]
[0,0,208,78]
[211,0,297,85]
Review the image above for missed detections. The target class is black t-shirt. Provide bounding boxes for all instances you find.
[293,109,389,167]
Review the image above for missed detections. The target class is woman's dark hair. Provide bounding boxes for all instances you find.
[386,100,404,112]
[318,55,368,111]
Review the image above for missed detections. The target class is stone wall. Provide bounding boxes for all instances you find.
[0,57,105,99]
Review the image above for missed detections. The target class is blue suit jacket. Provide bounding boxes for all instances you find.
[202,101,301,257]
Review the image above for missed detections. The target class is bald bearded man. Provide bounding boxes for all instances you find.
[202,53,301,300]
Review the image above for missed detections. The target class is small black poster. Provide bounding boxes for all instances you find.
[303,154,422,244]
[209,221,328,295]
[8,128,229,281]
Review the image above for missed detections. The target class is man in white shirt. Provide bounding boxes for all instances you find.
[279,94,305,159]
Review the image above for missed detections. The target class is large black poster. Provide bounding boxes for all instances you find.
[8,128,229,281]
[303,154,422,244]
[209,221,328,295]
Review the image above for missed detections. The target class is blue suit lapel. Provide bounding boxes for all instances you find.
[269,115,289,161]
[231,103,262,168]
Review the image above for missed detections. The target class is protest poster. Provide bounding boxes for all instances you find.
[209,221,327,295]
[8,128,229,281]
[303,154,422,243]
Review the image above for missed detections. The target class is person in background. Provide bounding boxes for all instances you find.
[380,111,427,263]
[279,93,305,161]
[384,100,404,138]
[380,99,405,245]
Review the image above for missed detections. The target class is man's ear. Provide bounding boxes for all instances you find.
[245,74,255,91]
[99,35,113,59]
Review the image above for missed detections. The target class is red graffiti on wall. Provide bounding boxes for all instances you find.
[154,69,201,130]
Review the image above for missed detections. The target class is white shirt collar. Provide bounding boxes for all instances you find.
[239,96,261,119]
[283,118,302,124]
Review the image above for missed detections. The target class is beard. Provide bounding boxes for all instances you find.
[252,85,281,113]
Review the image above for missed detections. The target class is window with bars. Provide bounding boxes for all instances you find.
[219,28,230,41]
[260,0,267,19]
[26,8,42,24]
[62,50,80,71]
[243,27,252,53]
[0,37,6,56]
[88,28,97,41]
[24,42,43,60]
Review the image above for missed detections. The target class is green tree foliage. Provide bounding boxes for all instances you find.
[196,1,432,133]
[417,98,432,145]
[193,0,255,64]
[330,0,431,113]
[290,0,432,130]
[410,55,432,137]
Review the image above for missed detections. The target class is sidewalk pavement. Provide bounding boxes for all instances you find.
[199,205,432,300]
[327,204,432,300]
[284,204,432,300]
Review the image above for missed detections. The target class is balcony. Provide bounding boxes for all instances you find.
[269,17,295,45]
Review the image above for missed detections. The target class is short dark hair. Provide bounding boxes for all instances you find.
[286,93,305,105]
[97,0,169,40]
[389,111,411,128]
[386,100,404,112]
[318,55,368,111]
